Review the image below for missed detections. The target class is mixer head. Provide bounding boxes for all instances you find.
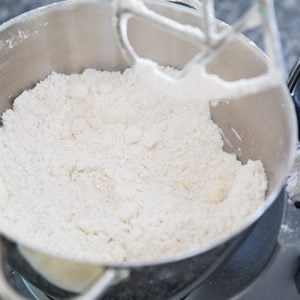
[114,0,285,99]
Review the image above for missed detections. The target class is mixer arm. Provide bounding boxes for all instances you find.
[114,0,284,78]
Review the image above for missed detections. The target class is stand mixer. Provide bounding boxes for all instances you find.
[114,0,285,95]
[0,1,297,299]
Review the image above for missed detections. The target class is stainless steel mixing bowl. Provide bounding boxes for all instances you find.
[0,0,296,299]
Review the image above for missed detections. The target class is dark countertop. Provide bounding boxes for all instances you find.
[0,0,299,72]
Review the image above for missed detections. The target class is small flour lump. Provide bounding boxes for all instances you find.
[0,68,267,263]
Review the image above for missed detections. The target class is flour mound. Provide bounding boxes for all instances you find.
[0,68,267,263]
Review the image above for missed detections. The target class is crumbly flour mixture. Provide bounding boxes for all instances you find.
[0,67,267,263]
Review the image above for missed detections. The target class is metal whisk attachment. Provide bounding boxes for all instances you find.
[114,0,284,86]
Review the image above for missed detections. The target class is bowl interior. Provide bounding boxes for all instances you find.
[0,0,296,266]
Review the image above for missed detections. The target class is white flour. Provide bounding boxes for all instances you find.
[286,149,300,199]
[0,67,267,263]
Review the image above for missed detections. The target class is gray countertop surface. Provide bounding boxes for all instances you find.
[0,0,299,71]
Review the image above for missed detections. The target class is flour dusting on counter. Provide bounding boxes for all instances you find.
[286,148,300,199]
